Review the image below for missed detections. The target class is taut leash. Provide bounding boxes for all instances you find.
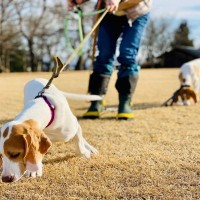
[38,8,108,95]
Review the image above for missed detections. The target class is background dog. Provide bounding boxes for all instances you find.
[0,78,100,183]
[175,58,200,105]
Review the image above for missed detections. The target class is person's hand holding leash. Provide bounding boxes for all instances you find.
[126,0,152,20]
[105,0,121,12]
[67,0,120,12]
[67,0,85,10]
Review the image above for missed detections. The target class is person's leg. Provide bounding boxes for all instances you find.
[84,14,123,118]
[93,14,124,75]
[115,14,149,120]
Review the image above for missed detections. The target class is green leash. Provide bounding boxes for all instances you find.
[64,7,106,55]
[64,8,84,55]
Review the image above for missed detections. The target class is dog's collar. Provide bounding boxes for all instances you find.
[35,94,55,128]
[181,84,191,88]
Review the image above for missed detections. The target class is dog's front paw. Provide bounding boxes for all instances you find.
[25,161,43,178]
[24,169,43,178]
[88,146,98,155]
[83,149,93,158]
[78,148,98,158]
[75,149,91,158]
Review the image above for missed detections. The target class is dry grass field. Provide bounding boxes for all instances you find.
[0,69,200,199]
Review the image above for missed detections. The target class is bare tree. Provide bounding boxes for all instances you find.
[13,0,67,72]
[140,19,174,66]
[0,0,96,72]
[35,2,66,71]
[14,0,49,71]
[0,0,20,71]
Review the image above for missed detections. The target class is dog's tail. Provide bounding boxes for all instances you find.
[62,92,102,101]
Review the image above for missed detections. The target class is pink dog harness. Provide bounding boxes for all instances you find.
[35,95,55,128]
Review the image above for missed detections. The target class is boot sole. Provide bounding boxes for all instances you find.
[116,113,134,120]
[83,111,102,119]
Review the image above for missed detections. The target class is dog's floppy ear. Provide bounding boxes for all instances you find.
[22,134,32,159]
[23,130,52,156]
[39,132,52,154]
[179,88,197,103]
[21,121,52,172]
[187,89,197,103]
[23,120,52,155]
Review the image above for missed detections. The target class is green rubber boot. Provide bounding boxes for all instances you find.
[116,94,134,120]
[83,72,110,119]
[83,100,106,119]
[115,75,138,120]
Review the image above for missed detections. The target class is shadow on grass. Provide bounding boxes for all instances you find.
[77,102,162,112]
[77,116,116,121]
[43,155,75,165]
[133,102,162,110]
[0,102,163,123]
[77,102,162,120]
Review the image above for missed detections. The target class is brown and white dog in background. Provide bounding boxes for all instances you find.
[176,58,200,105]
[0,78,100,183]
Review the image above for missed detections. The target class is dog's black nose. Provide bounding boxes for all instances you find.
[2,175,15,183]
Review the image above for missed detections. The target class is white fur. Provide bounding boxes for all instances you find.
[62,92,102,101]
[179,58,200,105]
[0,78,98,182]
[1,156,22,182]
[180,58,200,93]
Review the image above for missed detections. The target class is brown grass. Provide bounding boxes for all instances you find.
[0,69,200,199]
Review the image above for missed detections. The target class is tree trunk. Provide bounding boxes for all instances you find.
[28,39,36,72]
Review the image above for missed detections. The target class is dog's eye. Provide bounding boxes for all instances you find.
[8,152,20,159]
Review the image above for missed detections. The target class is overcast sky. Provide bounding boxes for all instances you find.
[150,0,200,47]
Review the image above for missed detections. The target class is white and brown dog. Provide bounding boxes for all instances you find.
[174,58,200,105]
[0,78,100,183]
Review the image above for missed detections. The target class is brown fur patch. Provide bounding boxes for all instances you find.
[3,128,9,138]
[179,72,186,84]
[22,119,52,161]
[178,87,197,103]
[3,125,27,174]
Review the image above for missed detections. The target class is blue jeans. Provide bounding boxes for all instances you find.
[93,13,149,77]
